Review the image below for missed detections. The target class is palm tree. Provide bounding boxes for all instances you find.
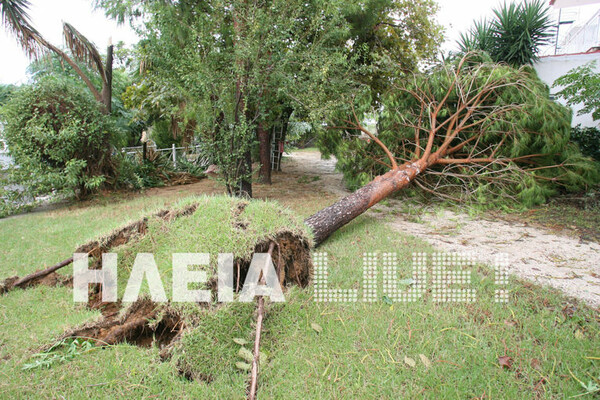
[458,0,554,67]
[1,0,113,113]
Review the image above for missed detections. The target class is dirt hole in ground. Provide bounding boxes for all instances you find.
[59,299,184,350]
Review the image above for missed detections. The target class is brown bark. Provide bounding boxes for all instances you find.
[11,257,74,289]
[305,160,426,247]
[45,42,104,106]
[38,36,110,114]
[240,149,253,198]
[233,3,253,198]
[273,108,293,171]
[257,122,271,184]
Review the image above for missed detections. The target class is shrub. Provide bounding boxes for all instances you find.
[571,126,600,162]
[458,0,554,67]
[112,151,206,190]
[0,78,113,200]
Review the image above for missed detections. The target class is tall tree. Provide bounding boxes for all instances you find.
[128,0,361,196]
[96,0,442,189]
[1,0,43,58]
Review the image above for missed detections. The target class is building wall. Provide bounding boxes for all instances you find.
[534,52,600,127]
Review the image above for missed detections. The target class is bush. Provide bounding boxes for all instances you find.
[571,126,600,162]
[0,78,113,200]
[112,150,206,190]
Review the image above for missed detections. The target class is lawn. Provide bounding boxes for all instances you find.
[0,165,598,399]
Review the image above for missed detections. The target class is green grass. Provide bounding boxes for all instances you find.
[513,201,600,243]
[260,216,600,398]
[0,182,599,398]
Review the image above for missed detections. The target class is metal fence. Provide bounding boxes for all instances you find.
[120,144,211,168]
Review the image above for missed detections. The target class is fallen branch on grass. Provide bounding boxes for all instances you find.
[248,241,276,400]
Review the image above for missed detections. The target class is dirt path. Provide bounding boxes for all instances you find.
[285,150,600,307]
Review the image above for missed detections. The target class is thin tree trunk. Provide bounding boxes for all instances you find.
[233,2,252,198]
[257,122,271,184]
[305,160,426,246]
[240,149,253,198]
[100,44,113,114]
[274,108,293,171]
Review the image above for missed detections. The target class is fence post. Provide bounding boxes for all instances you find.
[172,143,176,167]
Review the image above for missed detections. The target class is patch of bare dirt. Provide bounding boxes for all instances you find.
[0,272,72,295]
[385,209,600,307]
[290,149,600,307]
[284,151,347,197]
[59,299,184,349]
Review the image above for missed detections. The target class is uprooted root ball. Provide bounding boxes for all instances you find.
[40,195,313,382]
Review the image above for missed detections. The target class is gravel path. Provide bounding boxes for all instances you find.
[285,150,600,307]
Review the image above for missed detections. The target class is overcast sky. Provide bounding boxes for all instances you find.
[1,0,598,85]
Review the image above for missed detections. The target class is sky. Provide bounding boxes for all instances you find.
[0,0,137,85]
[1,0,599,85]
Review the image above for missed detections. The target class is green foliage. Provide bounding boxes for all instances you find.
[343,0,443,99]
[458,0,554,66]
[27,53,141,148]
[0,78,113,200]
[287,120,316,148]
[133,0,357,194]
[0,83,16,105]
[97,0,442,195]
[150,119,181,149]
[554,61,600,123]
[22,338,94,370]
[113,151,206,190]
[570,125,600,161]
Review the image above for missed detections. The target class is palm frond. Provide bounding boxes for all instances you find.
[492,0,554,66]
[458,19,496,55]
[62,22,105,78]
[0,0,46,58]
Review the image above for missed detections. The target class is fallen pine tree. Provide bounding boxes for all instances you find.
[307,54,599,245]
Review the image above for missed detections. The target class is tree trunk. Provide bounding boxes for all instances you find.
[100,44,113,114]
[274,107,293,172]
[257,122,271,184]
[240,149,253,198]
[305,160,426,247]
[233,3,252,198]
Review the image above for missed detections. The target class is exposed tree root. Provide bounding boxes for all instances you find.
[38,230,310,357]
[0,271,72,295]
[13,199,311,398]
[55,299,185,349]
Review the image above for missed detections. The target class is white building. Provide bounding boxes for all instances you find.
[533,0,600,127]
